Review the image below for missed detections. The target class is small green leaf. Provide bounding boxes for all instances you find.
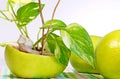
[61,23,94,67]
[43,19,67,32]
[0,43,7,47]
[46,33,71,66]
[17,2,44,27]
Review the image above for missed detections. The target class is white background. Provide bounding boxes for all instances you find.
[1,0,120,68]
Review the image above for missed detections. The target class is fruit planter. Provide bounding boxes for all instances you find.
[5,45,66,78]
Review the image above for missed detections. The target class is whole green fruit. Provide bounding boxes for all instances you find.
[70,35,102,73]
[96,30,120,79]
[5,45,66,78]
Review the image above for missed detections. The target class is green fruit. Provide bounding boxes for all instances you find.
[90,35,103,49]
[70,35,102,73]
[96,30,120,79]
[5,45,66,78]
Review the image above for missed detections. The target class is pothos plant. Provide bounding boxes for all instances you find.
[0,0,95,78]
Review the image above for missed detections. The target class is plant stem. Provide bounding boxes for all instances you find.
[8,1,24,35]
[33,37,41,49]
[33,28,41,49]
[23,26,29,38]
[38,0,45,54]
[37,0,60,54]
[0,10,12,21]
[8,1,17,19]
[37,28,41,48]
[45,0,61,41]
[8,1,30,38]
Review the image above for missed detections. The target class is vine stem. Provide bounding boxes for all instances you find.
[8,1,17,18]
[0,10,11,21]
[50,0,60,28]
[45,0,61,42]
[38,0,61,54]
[36,29,41,48]
[8,1,24,36]
[38,0,45,54]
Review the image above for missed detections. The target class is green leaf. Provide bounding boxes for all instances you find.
[61,23,94,67]
[43,19,67,32]
[17,2,44,27]
[45,33,58,53]
[46,33,71,66]
[0,43,7,47]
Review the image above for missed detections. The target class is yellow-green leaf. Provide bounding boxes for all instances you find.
[61,23,94,67]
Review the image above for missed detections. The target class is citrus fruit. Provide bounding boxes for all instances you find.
[96,30,120,79]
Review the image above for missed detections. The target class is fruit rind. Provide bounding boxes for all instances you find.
[96,30,120,79]
[5,45,66,78]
